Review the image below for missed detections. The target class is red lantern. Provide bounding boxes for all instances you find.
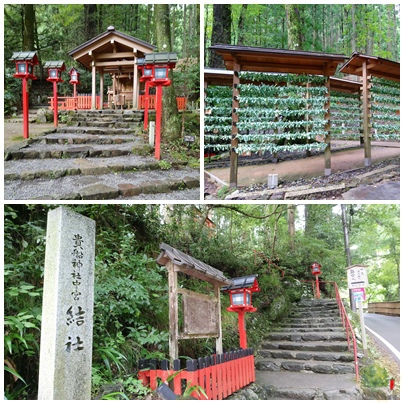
[222,275,260,349]
[68,67,81,85]
[311,262,322,275]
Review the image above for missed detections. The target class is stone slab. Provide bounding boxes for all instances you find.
[79,183,119,200]
[38,207,95,400]
[342,181,400,200]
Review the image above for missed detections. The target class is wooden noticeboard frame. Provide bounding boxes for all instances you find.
[157,243,232,366]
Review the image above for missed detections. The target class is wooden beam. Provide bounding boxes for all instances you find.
[94,60,136,67]
[94,52,136,60]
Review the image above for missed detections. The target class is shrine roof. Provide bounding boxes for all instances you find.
[68,26,156,72]
[209,44,347,76]
[339,52,400,83]
[157,243,232,286]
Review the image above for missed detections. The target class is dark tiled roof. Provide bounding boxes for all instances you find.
[221,275,259,291]
[10,51,39,62]
[157,243,231,285]
[43,61,66,69]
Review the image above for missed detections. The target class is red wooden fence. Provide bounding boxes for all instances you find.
[138,95,186,111]
[138,348,255,400]
[48,95,100,110]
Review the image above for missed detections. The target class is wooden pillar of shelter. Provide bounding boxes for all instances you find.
[230,62,240,188]
[133,55,138,109]
[91,62,97,110]
[167,261,179,363]
[324,65,332,176]
[99,72,104,110]
[362,60,371,166]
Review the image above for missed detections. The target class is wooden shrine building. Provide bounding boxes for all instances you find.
[68,26,156,110]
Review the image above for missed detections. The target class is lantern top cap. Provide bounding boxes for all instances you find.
[68,67,80,74]
[221,275,260,292]
[44,60,66,70]
[144,52,178,65]
[10,51,39,64]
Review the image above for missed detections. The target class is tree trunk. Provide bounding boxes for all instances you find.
[285,4,304,50]
[351,5,356,52]
[210,4,231,67]
[287,205,296,250]
[84,4,97,41]
[154,4,181,140]
[237,4,248,45]
[23,5,35,51]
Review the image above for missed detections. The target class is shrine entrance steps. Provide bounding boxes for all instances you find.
[4,110,199,200]
[254,298,363,400]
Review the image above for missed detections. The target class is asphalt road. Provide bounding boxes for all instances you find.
[364,313,400,361]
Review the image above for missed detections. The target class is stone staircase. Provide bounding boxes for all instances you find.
[255,298,363,400]
[4,110,200,200]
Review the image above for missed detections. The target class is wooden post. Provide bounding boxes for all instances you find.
[167,261,178,364]
[99,72,104,110]
[362,60,371,166]
[133,57,138,109]
[324,66,332,176]
[230,62,240,188]
[214,283,223,354]
[91,62,96,110]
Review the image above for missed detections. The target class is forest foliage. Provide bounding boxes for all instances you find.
[205,4,400,66]
[4,204,400,399]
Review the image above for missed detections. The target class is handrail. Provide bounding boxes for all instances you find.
[299,280,359,382]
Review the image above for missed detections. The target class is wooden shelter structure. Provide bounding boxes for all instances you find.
[157,243,232,365]
[68,26,156,110]
[339,52,400,166]
[209,45,347,187]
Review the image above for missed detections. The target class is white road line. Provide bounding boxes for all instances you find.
[365,325,400,361]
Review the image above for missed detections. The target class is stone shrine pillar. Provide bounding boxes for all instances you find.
[38,207,96,400]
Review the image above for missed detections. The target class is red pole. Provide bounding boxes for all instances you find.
[73,83,77,98]
[22,77,29,139]
[238,311,247,349]
[144,80,150,130]
[155,84,163,160]
[53,81,58,128]
[315,275,320,298]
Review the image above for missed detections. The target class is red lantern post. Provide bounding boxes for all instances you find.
[143,53,177,160]
[10,51,39,139]
[311,262,322,298]
[222,275,260,349]
[68,67,81,99]
[44,61,66,127]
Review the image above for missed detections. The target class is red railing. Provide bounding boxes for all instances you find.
[302,280,359,382]
[138,348,255,399]
[48,95,100,110]
[138,95,186,111]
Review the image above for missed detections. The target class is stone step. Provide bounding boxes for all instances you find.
[289,310,340,318]
[255,358,355,374]
[265,331,347,342]
[56,126,136,135]
[255,371,362,400]
[257,349,354,362]
[283,317,341,324]
[5,142,141,160]
[4,160,200,200]
[274,324,343,331]
[68,120,142,128]
[31,133,137,145]
[261,340,349,352]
